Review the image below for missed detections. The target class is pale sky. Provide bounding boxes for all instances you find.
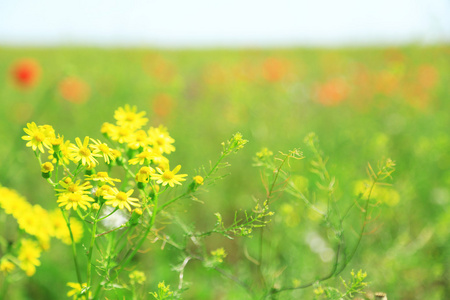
[0,0,449,47]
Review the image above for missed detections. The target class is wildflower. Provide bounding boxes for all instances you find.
[59,77,90,104]
[49,140,73,165]
[67,282,91,300]
[103,188,140,212]
[22,122,52,153]
[55,178,93,195]
[128,149,156,165]
[127,129,150,150]
[16,205,53,250]
[193,175,204,185]
[262,57,289,82]
[101,122,116,137]
[95,184,114,198]
[18,239,42,276]
[315,78,349,106]
[41,162,54,174]
[57,193,94,211]
[151,165,187,187]
[114,104,148,130]
[10,59,40,88]
[148,126,175,154]
[152,93,174,118]
[108,125,133,144]
[129,270,146,285]
[90,139,116,164]
[50,210,83,244]
[69,136,101,167]
[211,247,227,263]
[0,259,15,274]
[85,171,121,186]
[256,147,273,159]
[135,166,154,183]
[0,187,32,218]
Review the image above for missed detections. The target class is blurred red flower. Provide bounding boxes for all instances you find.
[10,59,41,89]
[315,78,349,106]
[152,93,175,118]
[262,57,290,82]
[58,77,90,104]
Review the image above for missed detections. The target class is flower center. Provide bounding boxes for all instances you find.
[97,172,108,178]
[156,137,165,145]
[99,144,109,153]
[68,193,81,202]
[125,113,135,121]
[162,171,174,180]
[79,147,91,157]
[34,132,45,142]
[68,184,79,193]
[117,192,128,201]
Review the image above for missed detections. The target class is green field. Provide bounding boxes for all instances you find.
[0,46,449,299]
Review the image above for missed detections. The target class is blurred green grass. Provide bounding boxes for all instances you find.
[0,46,449,299]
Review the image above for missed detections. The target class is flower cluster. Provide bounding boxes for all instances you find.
[21,105,188,215]
[0,186,83,277]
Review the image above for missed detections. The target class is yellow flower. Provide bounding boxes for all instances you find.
[18,239,42,276]
[89,139,116,164]
[50,210,83,244]
[101,122,116,137]
[151,165,187,187]
[114,104,148,130]
[147,125,175,154]
[0,259,15,274]
[85,171,121,186]
[69,136,101,167]
[135,166,154,183]
[22,122,52,153]
[127,129,150,150]
[95,184,114,197]
[41,162,54,173]
[108,125,133,144]
[129,270,146,285]
[55,178,93,195]
[57,192,94,211]
[128,149,156,165]
[48,140,73,165]
[103,188,140,212]
[67,282,91,300]
[193,175,204,185]
[0,187,31,218]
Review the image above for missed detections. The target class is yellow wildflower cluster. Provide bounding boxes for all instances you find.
[0,186,83,276]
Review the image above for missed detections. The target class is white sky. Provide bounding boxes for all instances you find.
[0,0,449,47]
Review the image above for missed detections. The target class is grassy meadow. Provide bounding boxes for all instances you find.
[0,46,449,299]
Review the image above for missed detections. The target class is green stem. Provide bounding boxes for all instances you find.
[87,209,102,290]
[61,209,82,284]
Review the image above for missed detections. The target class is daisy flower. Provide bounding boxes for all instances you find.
[57,192,94,211]
[151,165,187,187]
[85,171,121,186]
[90,139,116,164]
[55,178,93,195]
[128,149,156,165]
[18,239,42,276]
[147,126,175,154]
[22,122,51,153]
[127,129,150,150]
[103,188,140,212]
[114,104,148,130]
[69,136,101,167]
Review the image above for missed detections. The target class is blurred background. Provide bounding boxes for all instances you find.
[1,0,449,299]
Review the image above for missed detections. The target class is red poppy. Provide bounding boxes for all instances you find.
[10,59,41,89]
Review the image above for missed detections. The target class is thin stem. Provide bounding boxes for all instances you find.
[61,208,82,284]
